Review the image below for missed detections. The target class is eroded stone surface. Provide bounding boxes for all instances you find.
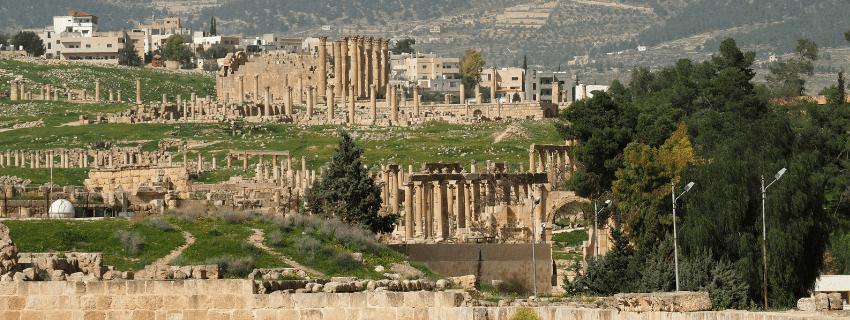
[614,291,712,312]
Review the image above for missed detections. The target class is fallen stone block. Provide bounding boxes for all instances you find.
[829,293,843,310]
[815,293,830,311]
[614,291,712,312]
[448,275,477,290]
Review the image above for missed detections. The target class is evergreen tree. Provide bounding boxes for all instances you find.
[118,42,142,67]
[522,55,527,70]
[161,34,192,64]
[210,17,217,36]
[11,31,45,57]
[304,130,397,233]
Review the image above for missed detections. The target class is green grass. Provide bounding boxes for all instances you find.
[552,229,589,247]
[552,251,580,261]
[4,218,185,271]
[0,168,89,186]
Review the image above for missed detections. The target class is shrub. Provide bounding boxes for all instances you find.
[333,251,362,272]
[170,255,187,266]
[114,230,145,256]
[141,216,174,232]
[213,210,252,224]
[268,229,283,246]
[240,242,264,256]
[204,255,254,278]
[294,236,325,262]
[496,278,530,297]
[511,308,540,320]
[207,227,222,236]
[275,216,294,232]
[170,208,207,222]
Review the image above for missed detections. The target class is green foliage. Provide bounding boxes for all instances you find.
[204,255,254,278]
[11,31,45,57]
[304,130,396,233]
[495,278,530,297]
[139,216,174,232]
[511,308,540,320]
[199,46,235,60]
[391,38,415,54]
[766,39,819,98]
[118,42,142,67]
[551,229,588,247]
[0,33,10,48]
[113,230,145,257]
[460,49,485,89]
[209,17,217,36]
[161,34,192,63]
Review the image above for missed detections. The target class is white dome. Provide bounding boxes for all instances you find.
[49,199,75,218]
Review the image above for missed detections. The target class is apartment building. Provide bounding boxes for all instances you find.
[479,67,525,101]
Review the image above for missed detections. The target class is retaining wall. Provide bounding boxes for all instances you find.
[0,279,838,320]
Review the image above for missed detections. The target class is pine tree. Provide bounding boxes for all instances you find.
[304,130,397,233]
[522,55,527,70]
[210,17,217,36]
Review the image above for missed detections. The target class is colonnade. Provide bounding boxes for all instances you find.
[329,36,390,100]
[528,144,576,188]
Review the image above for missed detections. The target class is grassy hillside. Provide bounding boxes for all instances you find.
[0,59,564,186]
[3,212,437,279]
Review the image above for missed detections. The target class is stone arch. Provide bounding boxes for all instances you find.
[544,190,590,225]
[544,107,554,118]
[473,109,483,117]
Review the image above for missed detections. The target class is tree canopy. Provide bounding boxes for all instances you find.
[459,49,485,91]
[390,38,415,55]
[161,34,192,63]
[11,31,45,57]
[118,42,142,67]
[562,38,844,308]
[304,130,398,233]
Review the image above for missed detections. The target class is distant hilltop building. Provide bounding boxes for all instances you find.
[25,11,131,63]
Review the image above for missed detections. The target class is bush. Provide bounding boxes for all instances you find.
[268,229,283,246]
[114,230,145,256]
[141,216,174,232]
[170,255,187,266]
[333,251,362,272]
[496,278,530,297]
[294,236,326,262]
[204,255,254,278]
[511,308,540,320]
[169,209,207,222]
[213,210,252,224]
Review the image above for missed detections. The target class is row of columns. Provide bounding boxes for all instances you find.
[8,79,111,102]
[0,150,175,169]
[330,36,390,100]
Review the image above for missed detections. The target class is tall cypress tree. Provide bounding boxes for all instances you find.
[210,17,217,36]
[304,130,397,233]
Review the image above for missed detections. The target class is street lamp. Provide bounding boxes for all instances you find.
[530,196,542,298]
[761,167,786,309]
[594,199,612,261]
[671,181,695,292]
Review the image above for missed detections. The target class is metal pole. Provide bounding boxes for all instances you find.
[672,182,680,292]
[594,200,598,261]
[762,175,768,309]
[531,196,538,297]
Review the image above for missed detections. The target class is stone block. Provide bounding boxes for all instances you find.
[162,295,188,311]
[25,295,56,310]
[140,295,163,310]
[448,275,477,290]
[797,297,816,311]
[19,310,45,320]
[299,309,323,320]
[131,310,155,320]
[815,293,830,311]
[361,307,397,320]
[83,311,106,320]
[615,292,712,312]
[105,281,127,295]
[325,292,350,307]
[828,292,843,310]
[126,281,146,295]
[277,309,299,320]
[0,282,16,295]
[292,292,326,308]
[322,308,346,319]
[5,296,25,310]
[185,295,210,310]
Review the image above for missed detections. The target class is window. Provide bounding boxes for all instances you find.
[107,44,112,48]
[512,77,519,81]
[56,40,60,44]
[47,43,51,49]
[533,83,537,90]
[86,44,91,48]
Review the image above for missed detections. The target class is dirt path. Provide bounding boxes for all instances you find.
[152,231,195,266]
[247,228,324,276]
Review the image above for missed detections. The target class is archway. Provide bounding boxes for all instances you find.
[473,109,483,117]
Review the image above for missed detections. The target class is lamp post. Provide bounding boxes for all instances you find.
[530,196,541,298]
[761,167,786,309]
[594,199,612,261]
[671,181,695,292]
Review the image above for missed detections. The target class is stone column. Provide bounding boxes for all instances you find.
[136,78,142,104]
[327,84,335,122]
[348,84,355,124]
[471,180,481,222]
[364,38,373,98]
[307,86,314,119]
[413,85,420,117]
[20,82,26,100]
[370,84,377,121]
[391,86,399,123]
[285,86,293,116]
[382,39,390,95]
[108,89,114,102]
[552,82,560,104]
[95,79,101,102]
[436,181,448,238]
[53,86,59,101]
[422,182,432,238]
[341,37,349,98]
[9,82,17,101]
[227,154,232,168]
[459,84,465,104]
[490,67,497,104]
[117,90,122,102]
[243,152,248,170]
[475,85,481,104]
[319,36,328,96]
[354,36,362,99]
[263,86,271,116]
[333,41,342,97]
[529,149,537,173]
[238,75,245,104]
[298,74,304,104]
[456,180,467,229]
[405,182,414,238]
[252,74,260,101]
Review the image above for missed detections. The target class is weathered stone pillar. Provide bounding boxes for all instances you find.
[456,180,466,229]
[20,82,26,100]
[382,39,390,95]
[238,75,245,104]
[459,84,465,105]
[9,81,17,101]
[475,85,481,104]
[370,84,377,121]
[117,90,122,102]
[53,86,58,101]
[348,84,355,124]
[264,86,271,116]
[162,94,168,104]
[403,181,414,238]
[333,41,342,97]
[227,154,232,168]
[364,38,373,98]
[552,82,560,104]
[307,86,314,119]
[109,89,114,102]
[490,67,497,104]
[136,78,142,104]
[253,74,260,101]
[197,153,203,173]
[82,89,87,101]
[327,84,335,122]
[285,86,293,116]
[95,79,101,102]
[421,182,431,238]
[341,37,349,98]
[529,148,536,173]
[413,85,420,117]
[436,181,449,238]
[391,86,399,123]
[319,36,328,97]
[471,180,481,222]
[243,152,248,170]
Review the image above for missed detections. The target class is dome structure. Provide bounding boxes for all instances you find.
[48,199,75,219]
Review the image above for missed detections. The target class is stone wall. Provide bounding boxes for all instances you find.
[392,243,554,294]
[0,280,837,320]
